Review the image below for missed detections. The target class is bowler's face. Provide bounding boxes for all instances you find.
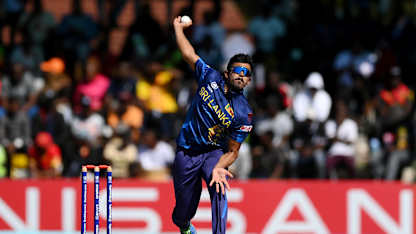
[226,62,252,91]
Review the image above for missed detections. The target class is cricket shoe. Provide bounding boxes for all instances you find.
[180,223,196,234]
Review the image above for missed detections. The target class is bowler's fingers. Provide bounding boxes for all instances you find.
[226,170,234,179]
[184,21,192,27]
[209,178,215,187]
[223,179,231,191]
[173,16,180,24]
[212,181,229,194]
[219,182,226,195]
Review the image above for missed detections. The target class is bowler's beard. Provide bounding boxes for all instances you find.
[227,76,244,92]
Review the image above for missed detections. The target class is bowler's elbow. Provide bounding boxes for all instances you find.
[183,52,199,69]
[229,150,239,161]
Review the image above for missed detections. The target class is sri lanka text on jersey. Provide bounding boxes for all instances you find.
[199,86,232,127]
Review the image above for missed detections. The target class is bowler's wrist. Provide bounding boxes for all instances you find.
[174,26,183,32]
[213,166,226,171]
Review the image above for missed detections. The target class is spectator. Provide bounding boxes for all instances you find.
[291,72,332,178]
[40,57,72,95]
[325,100,359,179]
[136,61,181,139]
[17,0,56,63]
[251,130,286,179]
[0,146,7,178]
[40,57,73,124]
[0,95,32,152]
[0,95,32,178]
[66,138,104,177]
[107,61,137,103]
[56,0,98,64]
[255,95,293,158]
[136,128,174,181]
[71,96,106,147]
[28,132,63,178]
[257,69,293,111]
[293,72,332,123]
[31,91,72,175]
[192,1,224,50]
[401,160,416,184]
[73,56,110,113]
[354,135,372,179]
[1,0,26,46]
[1,62,44,112]
[103,122,137,178]
[289,118,326,179]
[333,40,375,89]
[66,97,106,177]
[10,30,43,73]
[31,92,68,147]
[107,98,144,131]
[248,3,286,58]
[196,34,223,70]
[106,61,144,132]
[376,66,413,180]
[0,103,7,179]
[120,3,166,61]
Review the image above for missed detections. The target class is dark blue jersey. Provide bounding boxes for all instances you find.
[176,58,253,151]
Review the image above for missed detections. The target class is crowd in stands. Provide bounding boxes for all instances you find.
[1,0,416,183]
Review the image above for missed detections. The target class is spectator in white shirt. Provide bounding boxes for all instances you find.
[71,96,105,147]
[293,72,332,123]
[291,72,332,178]
[137,128,175,181]
[325,101,359,179]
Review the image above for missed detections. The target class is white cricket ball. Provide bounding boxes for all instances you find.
[181,15,192,24]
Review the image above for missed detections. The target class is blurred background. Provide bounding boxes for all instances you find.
[0,0,416,184]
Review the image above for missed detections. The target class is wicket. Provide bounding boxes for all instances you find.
[81,165,112,234]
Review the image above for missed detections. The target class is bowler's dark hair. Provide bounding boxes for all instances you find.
[226,53,253,72]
